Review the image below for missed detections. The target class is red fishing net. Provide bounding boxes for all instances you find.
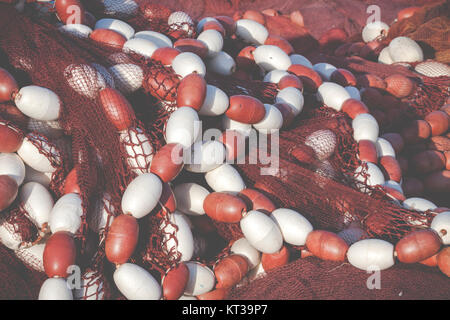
[0,0,448,300]
[81,0,196,39]
[236,110,432,238]
[0,3,169,298]
[0,243,46,300]
[229,256,450,300]
[1,203,39,248]
[388,1,450,63]
[322,55,450,120]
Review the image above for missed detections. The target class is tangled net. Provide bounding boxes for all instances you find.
[0,0,448,300]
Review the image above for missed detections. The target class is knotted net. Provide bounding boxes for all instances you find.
[0,0,448,300]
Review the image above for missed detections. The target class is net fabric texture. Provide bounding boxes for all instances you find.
[235,107,435,240]
[0,244,46,300]
[119,0,439,38]
[322,55,450,121]
[0,1,448,300]
[81,0,196,39]
[229,256,450,300]
[0,4,169,299]
[387,1,450,63]
[1,202,39,248]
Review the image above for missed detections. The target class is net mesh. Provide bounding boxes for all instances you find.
[229,256,450,300]
[0,3,167,298]
[235,107,435,240]
[388,1,450,63]
[15,244,45,274]
[0,0,448,300]
[321,55,450,120]
[0,244,46,300]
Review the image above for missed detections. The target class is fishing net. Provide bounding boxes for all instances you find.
[81,0,196,39]
[0,243,46,300]
[321,55,450,120]
[388,1,450,63]
[0,202,39,249]
[0,0,448,300]
[235,111,432,238]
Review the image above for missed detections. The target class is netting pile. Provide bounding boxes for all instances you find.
[0,0,449,300]
[388,1,449,63]
[0,2,171,299]
[230,256,450,300]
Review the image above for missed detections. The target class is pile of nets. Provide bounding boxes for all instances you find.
[0,0,448,300]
